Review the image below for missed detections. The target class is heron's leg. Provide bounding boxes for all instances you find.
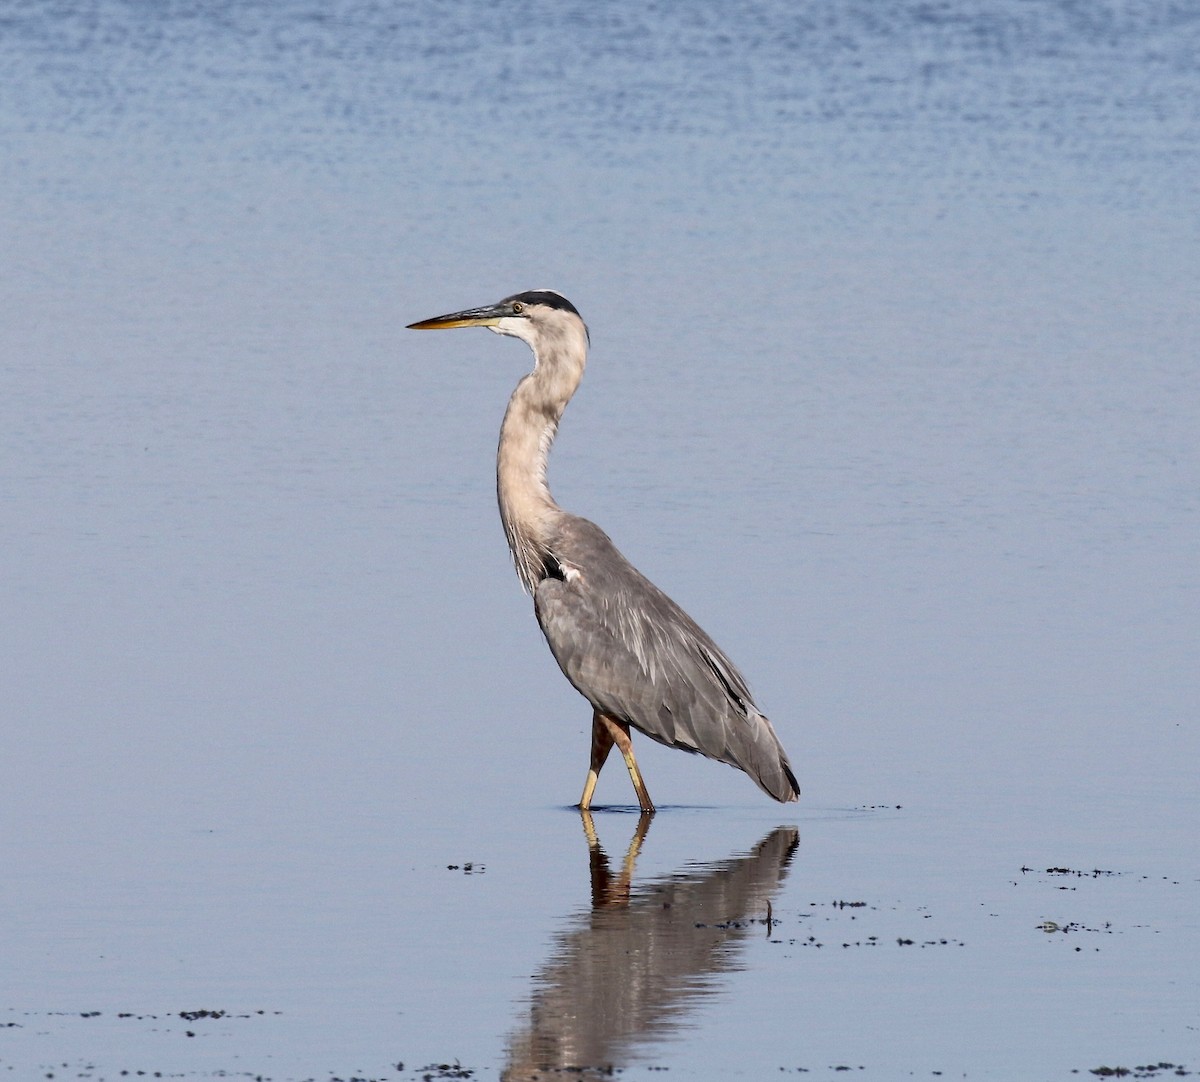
[579,710,616,811]
[599,712,656,815]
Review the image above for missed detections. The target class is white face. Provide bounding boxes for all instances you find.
[489,314,540,346]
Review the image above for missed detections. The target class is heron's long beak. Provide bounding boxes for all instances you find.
[407,302,505,331]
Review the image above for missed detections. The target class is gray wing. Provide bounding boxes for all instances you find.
[533,516,799,803]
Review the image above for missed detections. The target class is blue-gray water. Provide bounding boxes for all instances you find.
[2,2,1198,1079]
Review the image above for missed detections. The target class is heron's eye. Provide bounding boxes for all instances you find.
[512,301,524,314]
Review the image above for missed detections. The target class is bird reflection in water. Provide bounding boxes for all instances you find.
[502,815,799,1080]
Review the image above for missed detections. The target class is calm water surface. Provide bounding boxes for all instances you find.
[2,2,1198,1079]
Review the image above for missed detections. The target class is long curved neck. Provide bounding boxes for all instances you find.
[497,328,587,592]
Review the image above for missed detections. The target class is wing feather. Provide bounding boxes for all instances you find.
[533,516,798,802]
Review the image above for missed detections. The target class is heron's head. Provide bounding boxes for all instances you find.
[407,289,589,351]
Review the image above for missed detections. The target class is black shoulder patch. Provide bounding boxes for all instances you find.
[541,552,568,582]
[505,290,582,318]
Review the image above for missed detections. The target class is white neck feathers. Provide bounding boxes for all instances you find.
[495,321,588,591]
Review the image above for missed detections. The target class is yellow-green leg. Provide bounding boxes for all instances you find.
[579,709,614,811]
[578,709,655,815]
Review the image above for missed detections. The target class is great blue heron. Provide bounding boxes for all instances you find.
[408,290,799,813]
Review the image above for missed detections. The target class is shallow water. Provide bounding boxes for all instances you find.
[2,2,1198,1079]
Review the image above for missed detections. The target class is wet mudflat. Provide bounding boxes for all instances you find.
[2,2,1198,1080]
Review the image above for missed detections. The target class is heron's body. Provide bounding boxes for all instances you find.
[409,290,799,812]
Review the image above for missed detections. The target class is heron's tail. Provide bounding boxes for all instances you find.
[734,710,800,803]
